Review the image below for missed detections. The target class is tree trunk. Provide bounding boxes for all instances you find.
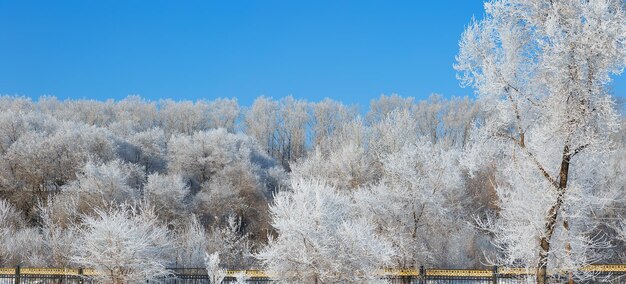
[536,145,571,284]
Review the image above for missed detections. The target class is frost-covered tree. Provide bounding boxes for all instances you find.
[112,95,159,134]
[354,141,480,268]
[440,96,481,148]
[456,0,626,282]
[0,88,622,276]
[294,142,372,190]
[367,94,414,124]
[244,96,312,168]
[60,160,143,216]
[0,96,34,112]
[38,202,78,267]
[311,98,356,147]
[3,122,116,192]
[0,199,47,267]
[168,128,280,242]
[205,252,227,284]
[245,96,279,156]
[293,119,373,190]
[257,179,394,283]
[206,214,255,268]
[168,129,256,186]
[126,128,167,173]
[0,198,22,265]
[207,98,240,133]
[174,215,209,267]
[73,204,171,284]
[276,97,310,167]
[159,99,208,135]
[143,173,188,223]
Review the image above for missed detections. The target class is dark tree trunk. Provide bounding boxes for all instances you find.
[536,145,571,284]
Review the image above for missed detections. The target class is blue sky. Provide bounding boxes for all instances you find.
[0,1,624,108]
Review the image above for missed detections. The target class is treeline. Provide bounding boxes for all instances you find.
[0,94,623,282]
[0,94,478,167]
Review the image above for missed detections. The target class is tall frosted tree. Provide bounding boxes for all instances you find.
[456,0,625,282]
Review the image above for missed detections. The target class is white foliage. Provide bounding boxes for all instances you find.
[159,99,211,136]
[233,270,249,284]
[143,173,188,222]
[456,0,626,276]
[128,127,167,172]
[3,121,116,191]
[205,252,227,284]
[38,202,78,267]
[257,179,394,283]
[175,215,209,267]
[354,141,474,268]
[293,142,373,189]
[206,214,254,267]
[61,160,143,215]
[72,204,172,284]
[168,128,258,184]
[207,98,240,132]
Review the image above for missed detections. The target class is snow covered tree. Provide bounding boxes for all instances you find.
[276,96,310,167]
[293,119,373,190]
[367,94,414,124]
[244,96,279,156]
[143,173,188,223]
[207,98,240,133]
[174,215,209,267]
[311,98,356,148]
[159,99,210,136]
[0,198,23,265]
[60,160,143,216]
[244,96,311,168]
[38,202,78,267]
[3,121,116,192]
[456,0,626,282]
[206,214,255,268]
[205,252,226,284]
[257,179,394,283]
[73,204,172,284]
[126,127,168,173]
[112,95,159,133]
[167,129,254,186]
[354,140,480,268]
[0,199,47,267]
[293,142,373,190]
[168,128,280,243]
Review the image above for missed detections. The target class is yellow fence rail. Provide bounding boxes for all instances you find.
[1,264,626,278]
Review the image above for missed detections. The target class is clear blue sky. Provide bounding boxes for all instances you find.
[1,1,624,108]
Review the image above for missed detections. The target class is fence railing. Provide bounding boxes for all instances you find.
[1,264,626,283]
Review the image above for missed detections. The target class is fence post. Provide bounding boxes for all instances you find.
[492,265,498,284]
[78,267,84,284]
[14,265,20,284]
[419,265,425,284]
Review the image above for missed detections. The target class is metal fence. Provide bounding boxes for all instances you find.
[0,267,94,284]
[2,265,626,283]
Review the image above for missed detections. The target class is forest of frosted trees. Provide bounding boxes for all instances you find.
[0,93,623,282]
[0,0,625,283]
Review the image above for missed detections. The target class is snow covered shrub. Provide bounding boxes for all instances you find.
[174,215,209,267]
[205,252,226,284]
[60,160,144,217]
[257,179,394,283]
[72,204,172,284]
[143,173,188,224]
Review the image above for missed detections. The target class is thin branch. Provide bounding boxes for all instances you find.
[502,87,559,188]
[571,143,589,157]
[504,80,540,107]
